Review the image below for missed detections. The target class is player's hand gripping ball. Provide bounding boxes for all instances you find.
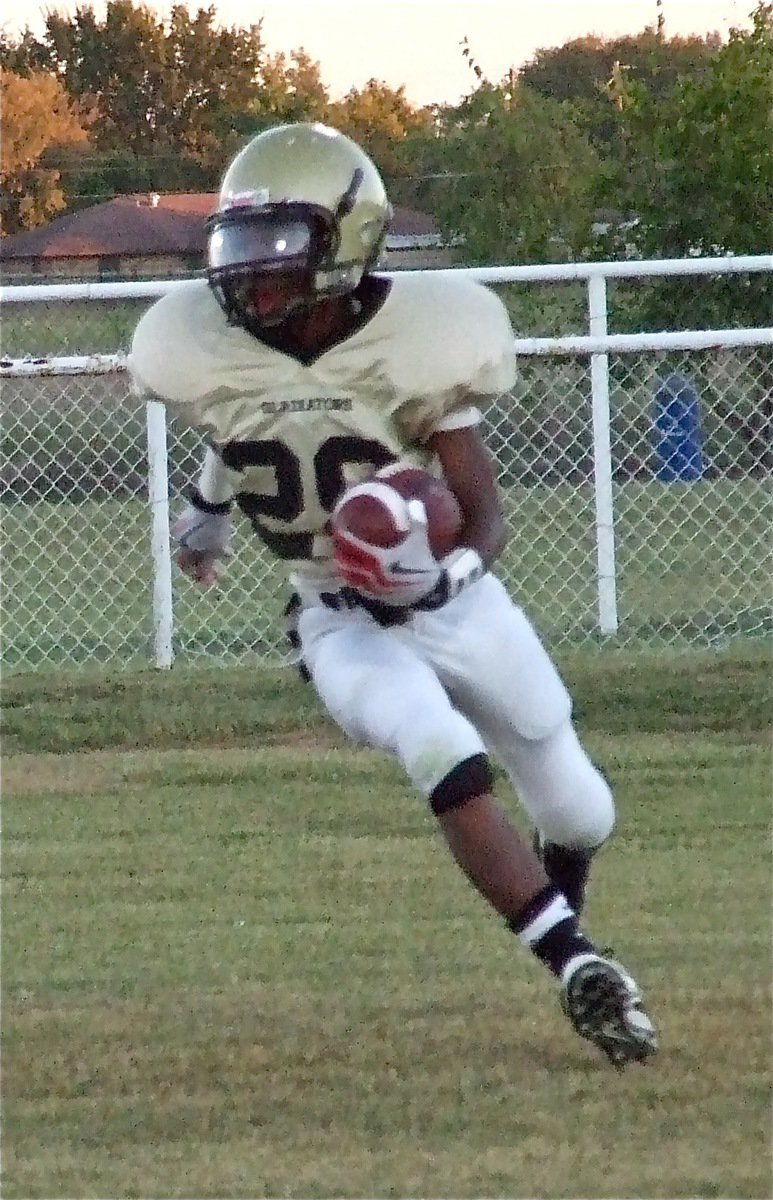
[330,463,462,606]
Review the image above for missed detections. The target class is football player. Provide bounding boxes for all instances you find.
[129,122,657,1068]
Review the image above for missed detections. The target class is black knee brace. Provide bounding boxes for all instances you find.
[429,752,494,815]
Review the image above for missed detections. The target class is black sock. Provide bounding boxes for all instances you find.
[508,884,597,978]
[538,840,596,916]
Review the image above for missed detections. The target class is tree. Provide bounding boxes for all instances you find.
[257,47,330,124]
[623,3,773,264]
[326,79,434,177]
[38,3,268,166]
[1,1,324,201]
[519,29,721,152]
[0,68,90,232]
[521,29,721,104]
[407,79,599,265]
[1,2,434,211]
[0,27,52,74]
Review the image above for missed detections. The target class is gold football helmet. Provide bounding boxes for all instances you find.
[207,122,392,328]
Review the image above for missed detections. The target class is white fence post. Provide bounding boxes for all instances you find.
[145,400,174,668]
[587,274,619,635]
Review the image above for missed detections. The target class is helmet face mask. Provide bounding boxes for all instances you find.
[207,202,337,327]
[206,123,392,333]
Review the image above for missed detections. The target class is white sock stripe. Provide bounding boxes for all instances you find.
[517,893,575,947]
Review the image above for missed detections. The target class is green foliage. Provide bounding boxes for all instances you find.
[27,1,270,194]
[1,0,770,322]
[520,29,721,153]
[407,82,598,264]
[257,47,331,125]
[620,3,773,266]
[406,12,768,294]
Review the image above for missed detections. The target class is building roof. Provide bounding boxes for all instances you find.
[0,193,441,260]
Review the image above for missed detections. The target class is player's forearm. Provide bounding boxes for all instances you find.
[428,423,507,571]
[191,445,238,511]
[458,509,507,570]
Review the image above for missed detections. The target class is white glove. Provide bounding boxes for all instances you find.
[413,546,486,611]
[171,503,232,586]
[332,498,443,607]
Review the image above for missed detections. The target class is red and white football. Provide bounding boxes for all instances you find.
[331,462,462,558]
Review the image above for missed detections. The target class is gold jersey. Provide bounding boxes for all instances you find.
[129,271,516,585]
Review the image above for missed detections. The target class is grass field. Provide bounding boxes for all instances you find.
[1,299,150,358]
[2,646,771,1198]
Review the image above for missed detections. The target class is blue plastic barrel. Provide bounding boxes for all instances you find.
[653,373,704,481]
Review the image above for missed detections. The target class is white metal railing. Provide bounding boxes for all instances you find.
[4,325,771,376]
[2,253,772,305]
[2,256,771,670]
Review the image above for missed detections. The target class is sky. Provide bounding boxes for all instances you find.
[7,0,754,107]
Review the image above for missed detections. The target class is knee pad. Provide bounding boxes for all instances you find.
[513,724,615,849]
[542,761,615,849]
[569,761,615,847]
[430,752,494,815]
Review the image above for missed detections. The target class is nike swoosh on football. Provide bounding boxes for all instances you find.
[390,564,432,576]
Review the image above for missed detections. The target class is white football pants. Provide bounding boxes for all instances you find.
[296,574,614,848]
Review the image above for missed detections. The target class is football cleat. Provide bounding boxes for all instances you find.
[561,953,658,1068]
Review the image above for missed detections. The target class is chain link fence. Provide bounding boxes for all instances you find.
[2,333,770,672]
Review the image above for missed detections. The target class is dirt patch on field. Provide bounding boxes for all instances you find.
[2,751,124,796]
[3,733,360,797]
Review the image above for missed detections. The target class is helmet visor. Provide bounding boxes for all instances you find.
[208,214,316,275]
